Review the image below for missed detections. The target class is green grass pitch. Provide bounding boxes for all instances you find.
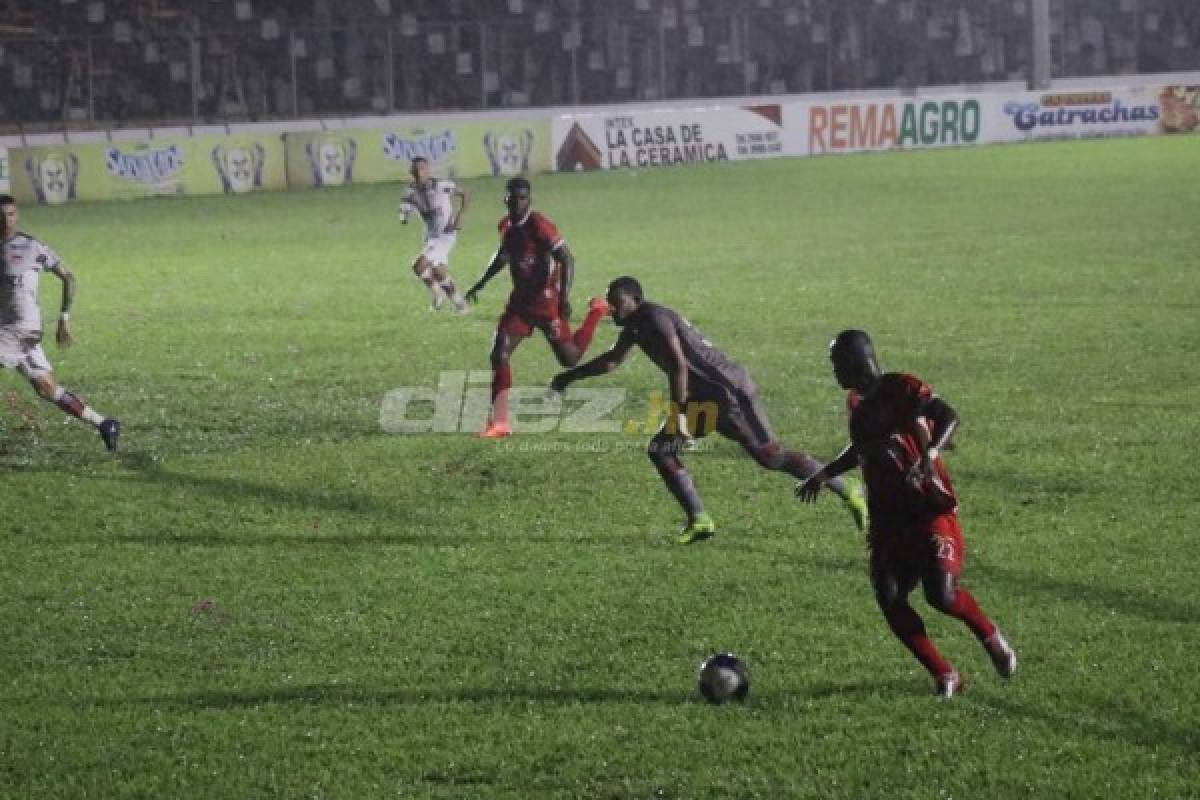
[2,135,1198,799]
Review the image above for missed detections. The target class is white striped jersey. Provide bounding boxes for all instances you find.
[2,233,62,332]
[399,179,458,239]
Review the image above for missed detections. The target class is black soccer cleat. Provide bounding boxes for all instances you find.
[98,418,121,452]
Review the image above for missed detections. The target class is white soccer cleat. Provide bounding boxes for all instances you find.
[935,670,962,698]
[984,631,1017,678]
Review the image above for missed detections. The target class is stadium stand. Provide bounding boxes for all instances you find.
[1,0,1197,129]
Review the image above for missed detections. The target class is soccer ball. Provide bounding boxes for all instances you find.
[697,652,749,704]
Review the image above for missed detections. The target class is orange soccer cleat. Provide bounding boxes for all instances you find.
[477,420,513,439]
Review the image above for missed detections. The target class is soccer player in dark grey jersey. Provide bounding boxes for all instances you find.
[551,276,866,543]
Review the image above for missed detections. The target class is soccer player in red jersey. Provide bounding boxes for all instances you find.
[465,177,609,438]
[797,330,1016,697]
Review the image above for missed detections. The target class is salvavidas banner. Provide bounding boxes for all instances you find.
[8,134,286,205]
[283,118,551,189]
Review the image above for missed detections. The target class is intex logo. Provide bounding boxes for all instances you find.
[380,371,719,436]
[383,130,457,163]
[104,145,185,184]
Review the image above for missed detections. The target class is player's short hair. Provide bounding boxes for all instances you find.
[830,329,874,359]
[0,194,14,206]
[410,157,427,167]
[608,276,643,302]
[505,177,531,195]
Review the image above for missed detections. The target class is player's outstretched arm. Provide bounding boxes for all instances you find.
[49,263,75,348]
[551,337,634,393]
[796,444,858,502]
[466,249,507,304]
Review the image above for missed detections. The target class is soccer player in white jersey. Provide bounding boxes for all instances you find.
[398,157,470,313]
[1,194,120,451]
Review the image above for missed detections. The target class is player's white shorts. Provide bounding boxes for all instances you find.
[0,328,52,380]
[421,233,457,267]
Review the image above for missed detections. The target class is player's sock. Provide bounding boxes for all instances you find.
[942,586,997,641]
[51,386,105,426]
[654,459,705,521]
[417,267,446,308]
[489,364,512,426]
[437,275,459,301]
[570,302,607,353]
[438,275,467,312]
[883,600,954,677]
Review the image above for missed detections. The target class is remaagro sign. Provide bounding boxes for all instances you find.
[553,106,783,171]
[804,99,981,155]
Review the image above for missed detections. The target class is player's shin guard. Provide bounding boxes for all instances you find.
[883,600,954,678]
[490,364,512,425]
[570,303,607,354]
[51,386,104,426]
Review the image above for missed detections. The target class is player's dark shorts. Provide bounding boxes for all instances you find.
[497,304,570,345]
[688,375,775,447]
[868,513,965,580]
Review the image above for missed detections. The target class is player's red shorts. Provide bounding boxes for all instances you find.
[497,305,571,344]
[867,512,964,579]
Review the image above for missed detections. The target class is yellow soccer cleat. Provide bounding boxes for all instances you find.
[677,512,716,545]
[843,479,868,532]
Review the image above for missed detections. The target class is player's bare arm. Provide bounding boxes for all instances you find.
[655,319,688,409]
[446,187,469,233]
[554,243,575,320]
[398,190,415,224]
[49,263,75,348]
[658,323,693,437]
[796,443,859,502]
[909,395,959,486]
[466,249,508,303]
[550,336,634,393]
